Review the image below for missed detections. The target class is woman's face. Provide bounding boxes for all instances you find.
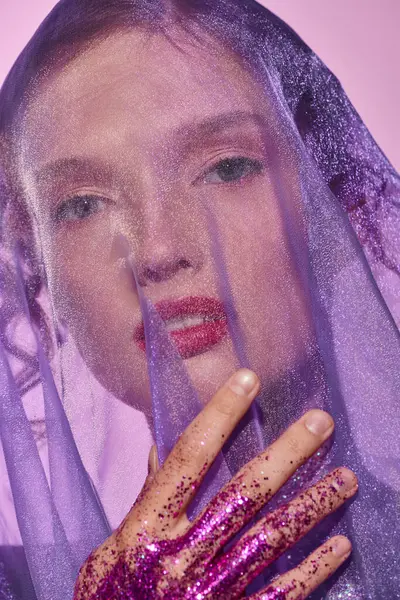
[18,28,311,412]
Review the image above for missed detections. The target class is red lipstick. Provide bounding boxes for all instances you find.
[134,296,228,359]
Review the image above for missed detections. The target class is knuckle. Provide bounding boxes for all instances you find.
[285,434,301,456]
[174,449,194,471]
[265,528,285,548]
[214,388,237,418]
[170,440,195,471]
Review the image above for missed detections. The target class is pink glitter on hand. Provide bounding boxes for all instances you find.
[73,466,356,599]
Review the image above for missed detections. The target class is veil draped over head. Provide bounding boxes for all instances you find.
[0,0,399,599]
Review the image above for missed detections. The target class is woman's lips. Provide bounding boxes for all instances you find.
[134,296,228,359]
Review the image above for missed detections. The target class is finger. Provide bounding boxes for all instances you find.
[199,467,357,597]
[138,369,260,526]
[191,409,334,552]
[249,536,352,600]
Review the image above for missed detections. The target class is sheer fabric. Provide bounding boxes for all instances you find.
[0,1,399,598]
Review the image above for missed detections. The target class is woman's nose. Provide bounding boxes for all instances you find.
[138,255,194,285]
[134,210,205,288]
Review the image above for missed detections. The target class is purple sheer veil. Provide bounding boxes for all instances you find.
[0,0,399,598]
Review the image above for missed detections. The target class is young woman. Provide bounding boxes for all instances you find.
[0,1,398,598]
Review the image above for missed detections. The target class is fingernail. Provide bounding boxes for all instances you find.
[333,468,358,493]
[229,369,258,397]
[333,537,352,558]
[305,410,333,436]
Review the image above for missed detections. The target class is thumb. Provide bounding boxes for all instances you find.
[147,444,159,478]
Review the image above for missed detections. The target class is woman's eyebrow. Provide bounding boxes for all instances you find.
[33,156,114,186]
[173,110,266,145]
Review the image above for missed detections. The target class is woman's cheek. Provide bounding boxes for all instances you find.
[219,194,311,373]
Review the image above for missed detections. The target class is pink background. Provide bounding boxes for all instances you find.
[0,0,398,170]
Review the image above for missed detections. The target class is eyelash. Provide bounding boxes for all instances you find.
[53,156,264,224]
[201,155,264,185]
[53,194,108,223]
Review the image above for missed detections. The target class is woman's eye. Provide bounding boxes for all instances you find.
[54,194,107,223]
[203,156,263,184]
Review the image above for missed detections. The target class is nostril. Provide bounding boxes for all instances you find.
[142,258,192,284]
[178,258,191,270]
[143,267,164,283]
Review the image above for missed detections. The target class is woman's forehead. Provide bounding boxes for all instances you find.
[19,29,268,173]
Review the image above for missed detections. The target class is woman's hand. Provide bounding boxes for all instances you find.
[74,369,357,599]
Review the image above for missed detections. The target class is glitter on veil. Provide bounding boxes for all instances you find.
[0,0,399,598]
